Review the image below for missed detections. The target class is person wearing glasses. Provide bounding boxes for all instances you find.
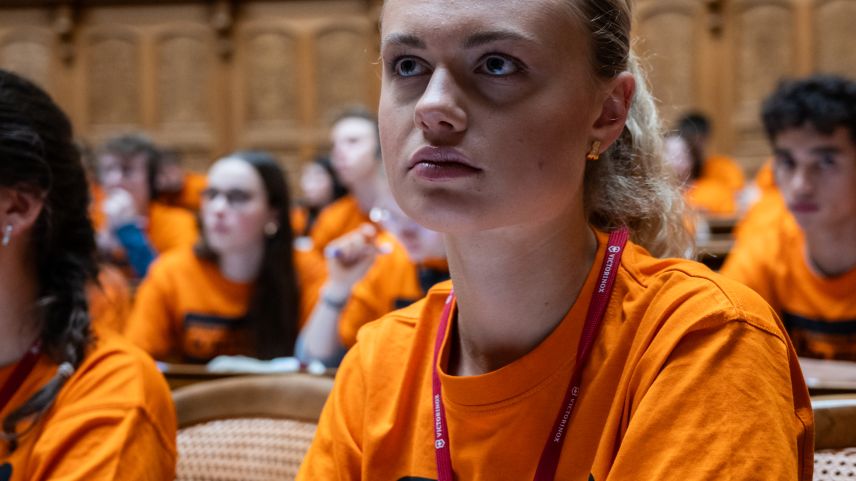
[297,0,812,479]
[124,151,317,363]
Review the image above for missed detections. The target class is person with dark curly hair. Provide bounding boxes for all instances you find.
[0,69,176,480]
[722,74,856,361]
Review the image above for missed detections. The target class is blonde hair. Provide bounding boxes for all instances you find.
[572,0,693,258]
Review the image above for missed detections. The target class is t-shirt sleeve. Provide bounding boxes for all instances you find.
[603,320,813,481]
[123,260,178,360]
[297,343,366,480]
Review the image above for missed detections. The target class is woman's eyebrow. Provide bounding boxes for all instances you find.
[381,33,424,49]
[463,30,533,49]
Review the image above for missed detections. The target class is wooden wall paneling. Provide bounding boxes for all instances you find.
[635,0,706,132]
[0,27,56,99]
[314,18,373,128]
[152,23,221,171]
[725,0,799,173]
[82,25,144,142]
[813,0,856,78]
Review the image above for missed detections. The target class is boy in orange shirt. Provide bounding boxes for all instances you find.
[721,75,856,360]
[298,0,812,479]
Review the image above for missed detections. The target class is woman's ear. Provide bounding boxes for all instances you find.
[589,72,636,155]
[0,186,46,244]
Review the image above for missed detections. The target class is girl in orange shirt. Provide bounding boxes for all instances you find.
[0,69,175,480]
[298,1,812,480]
[125,151,311,362]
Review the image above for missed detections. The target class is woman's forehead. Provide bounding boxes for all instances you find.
[381,0,578,45]
[208,158,264,189]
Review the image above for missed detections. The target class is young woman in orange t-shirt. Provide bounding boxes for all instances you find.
[0,69,176,480]
[298,1,813,480]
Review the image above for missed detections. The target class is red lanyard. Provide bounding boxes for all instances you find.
[432,227,629,481]
[0,338,42,414]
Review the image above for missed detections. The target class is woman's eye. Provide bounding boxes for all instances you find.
[393,57,427,77]
[479,55,519,76]
[818,155,837,170]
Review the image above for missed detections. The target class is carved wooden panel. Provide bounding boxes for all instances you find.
[242,27,300,129]
[0,29,54,93]
[729,1,797,168]
[155,28,213,128]
[315,23,372,126]
[635,2,701,130]
[814,0,856,77]
[85,28,141,130]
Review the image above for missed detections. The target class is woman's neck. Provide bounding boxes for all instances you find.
[218,242,265,283]
[805,220,856,277]
[0,252,41,367]
[444,215,597,377]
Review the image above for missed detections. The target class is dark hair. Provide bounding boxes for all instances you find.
[677,111,712,143]
[0,69,96,451]
[97,132,162,199]
[762,75,856,144]
[196,151,300,359]
[314,156,348,202]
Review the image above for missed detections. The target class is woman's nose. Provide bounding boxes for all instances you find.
[414,68,468,136]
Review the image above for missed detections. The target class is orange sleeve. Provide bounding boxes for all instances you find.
[602,320,812,480]
[702,155,746,192]
[124,258,178,360]
[297,345,365,480]
[22,338,177,481]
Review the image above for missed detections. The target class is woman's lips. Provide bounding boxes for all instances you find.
[408,146,481,181]
[790,202,820,214]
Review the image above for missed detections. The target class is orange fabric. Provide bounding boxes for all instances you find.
[299,231,813,481]
[684,177,737,215]
[338,232,449,348]
[732,160,784,242]
[89,183,107,233]
[146,201,198,255]
[87,265,133,335]
[702,154,746,192]
[124,246,317,362]
[721,216,856,361]
[309,195,371,253]
[291,207,309,238]
[0,333,176,481]
[164,171,207,212]
[754,159,776,193]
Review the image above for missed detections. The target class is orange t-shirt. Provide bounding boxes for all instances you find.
[720,217,856,360]
[0,333,176,481]
[338,232,449,348]
[702,154,746,192]
[309,195,371,254]
[159,171,207,213]
[684,178,737,216]
[124,246,317,362]
[86,264,133,335]
[146,201,198,255]
[299,231,813,481]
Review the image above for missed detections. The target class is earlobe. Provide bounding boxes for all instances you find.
[590,72,636,153]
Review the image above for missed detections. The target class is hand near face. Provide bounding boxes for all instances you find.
[323,224,389,292]
[103,188,141,230]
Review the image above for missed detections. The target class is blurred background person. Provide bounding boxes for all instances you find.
[124,151,318,363]
[95,133,198,278]
[153,147,208,213]
[721,74,856,361]
[292,156,347,242]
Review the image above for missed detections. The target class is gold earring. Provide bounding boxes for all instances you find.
[264,222,279,237]
[586,140,601,161]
